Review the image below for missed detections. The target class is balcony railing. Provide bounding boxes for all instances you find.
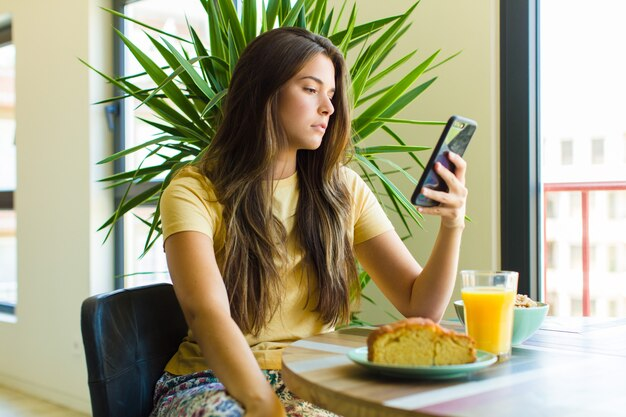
[543,181,626,316]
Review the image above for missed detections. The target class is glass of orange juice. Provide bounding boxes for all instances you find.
[460,270,519,361]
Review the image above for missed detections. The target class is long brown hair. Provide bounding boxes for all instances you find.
[200,27,357,336]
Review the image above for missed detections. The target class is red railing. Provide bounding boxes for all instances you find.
[543,181,626,316]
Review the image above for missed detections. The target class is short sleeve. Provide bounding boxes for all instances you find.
[343,167,395,245]
[160,166,222,242]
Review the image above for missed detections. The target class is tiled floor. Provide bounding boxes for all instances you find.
[0,385,89,417]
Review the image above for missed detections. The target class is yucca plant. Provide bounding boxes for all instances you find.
[86,0,457,319]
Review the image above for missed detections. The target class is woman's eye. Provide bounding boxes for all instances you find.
[304,87,317,94]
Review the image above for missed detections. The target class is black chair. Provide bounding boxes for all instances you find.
[81,283,187,417]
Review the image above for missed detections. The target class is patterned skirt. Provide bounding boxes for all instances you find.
[150,369,341,417]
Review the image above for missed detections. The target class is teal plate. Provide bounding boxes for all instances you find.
[347,347,497,379]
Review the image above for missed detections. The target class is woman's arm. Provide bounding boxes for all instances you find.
[354,152,467,321]
[164,231,285,417]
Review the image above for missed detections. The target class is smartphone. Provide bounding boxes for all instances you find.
[410,115,477,207]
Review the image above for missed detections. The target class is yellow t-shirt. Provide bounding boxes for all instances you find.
[160,165,394,373]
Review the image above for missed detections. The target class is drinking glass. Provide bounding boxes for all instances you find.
[460,270,519,361]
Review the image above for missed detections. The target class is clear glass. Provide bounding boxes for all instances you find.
[122,0,209,175]
[0,210,17,306]
[121,0,208,285]
[540,0,626,317]
[0,39,16,309]
[123,206,170,288]
[460,270,519,361]
[0,42,16,191]
[587,191,626,316]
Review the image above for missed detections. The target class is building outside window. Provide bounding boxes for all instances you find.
[0,18,16,314]
[545,192,558,218]
[541,0,626,317]
[607,191,625,219]
[545,241,557,269]
[591,137,604,164]
[560,139,573,165]
[568,192,580,218]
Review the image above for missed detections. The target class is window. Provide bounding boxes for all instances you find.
[560,139,573,165]
[545,241,557,269]
[589,244,598,271]
[546,193,558,218]
[113,0,209,288]
[591,137,604,164]
[0,18,15,314]
[568,192,581,218]
[569,245,582,270]
[607,245,617,273]
[607,191,625,219]
[607,192,616,219]
[538,1,626,317]
[502,1,626,314]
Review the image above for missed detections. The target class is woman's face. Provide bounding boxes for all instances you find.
[277,53,336,155]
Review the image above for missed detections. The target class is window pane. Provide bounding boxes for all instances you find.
[607,191,626,219]
[541,1,626,317]
[545,241,557,269]
[591,137,604,165]
[0,42,15,191]
[123,206,169,287]
[544,191,583,316]
[122,0,209,174]
[0,210,16,306]
[560,139,573,165]
[0,33,16,310]
[120,0,208,286]
[546,193,558,218]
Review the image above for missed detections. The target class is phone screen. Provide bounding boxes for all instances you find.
[411,116,476,207]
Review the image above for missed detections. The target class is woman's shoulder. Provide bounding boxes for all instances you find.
[339,164,368,191]
[164,164,217,201]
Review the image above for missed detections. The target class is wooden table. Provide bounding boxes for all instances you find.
[281,317,626,417]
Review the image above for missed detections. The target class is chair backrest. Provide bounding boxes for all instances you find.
[81,283,187,417]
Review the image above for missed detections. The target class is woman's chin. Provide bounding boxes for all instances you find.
[299,140,323,151]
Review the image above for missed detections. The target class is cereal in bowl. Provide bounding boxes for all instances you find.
[515,294,538,308]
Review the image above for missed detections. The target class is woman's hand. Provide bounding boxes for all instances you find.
[416,152,468,229]
[244,393,286,417]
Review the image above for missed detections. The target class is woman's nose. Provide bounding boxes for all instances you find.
[319,96,334,116]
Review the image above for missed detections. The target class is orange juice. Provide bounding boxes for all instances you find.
[461,287,515,356]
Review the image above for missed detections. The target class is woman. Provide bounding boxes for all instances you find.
[152,27,467,417]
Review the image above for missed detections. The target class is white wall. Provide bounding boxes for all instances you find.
[0,0,499,413]
[0,0,113,413]
[353,0,501,324]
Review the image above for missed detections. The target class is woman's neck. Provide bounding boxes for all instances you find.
[273,150,297,179]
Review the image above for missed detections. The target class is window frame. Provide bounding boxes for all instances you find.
[500,0,540,298]
[0,21,15,314]
[112,0,127,289]
[112,0,165,288]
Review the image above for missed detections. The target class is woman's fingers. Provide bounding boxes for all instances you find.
[420,185,463,208]
[430,159,467,202]
[446,151,467,184]
[416,154,468,229]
